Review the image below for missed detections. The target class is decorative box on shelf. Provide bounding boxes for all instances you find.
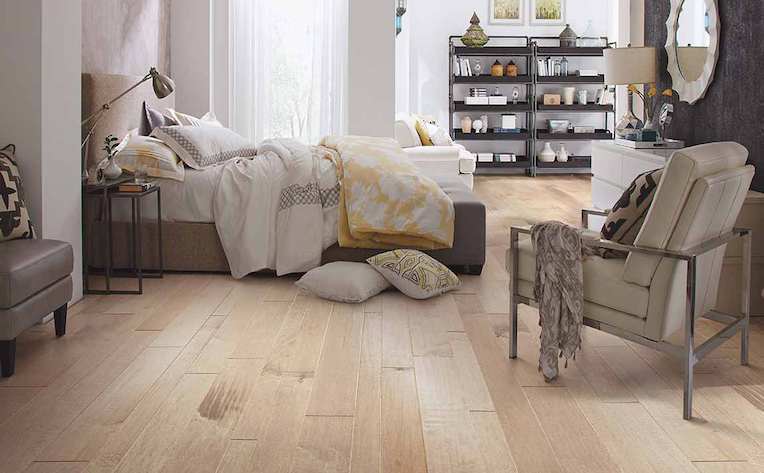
[464,96,489,105]
[488,96,508,105]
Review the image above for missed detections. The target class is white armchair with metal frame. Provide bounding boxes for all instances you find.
[507,142,755,420]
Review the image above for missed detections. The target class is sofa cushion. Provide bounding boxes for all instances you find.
[0,239,73,309]
[514,235,650,319]
[601,167,663,246]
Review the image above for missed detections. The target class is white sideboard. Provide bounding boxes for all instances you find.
[591,140,764,317]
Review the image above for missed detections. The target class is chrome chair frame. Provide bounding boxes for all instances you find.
[509,208,752,420]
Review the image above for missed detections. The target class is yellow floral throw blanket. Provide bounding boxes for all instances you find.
[319,135,455,250]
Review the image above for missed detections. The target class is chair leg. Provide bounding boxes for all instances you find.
[509,297,518,359]
[683,257,697,421]
[741,231,752,366]
[54,304,68,338]
[0,339,16,378]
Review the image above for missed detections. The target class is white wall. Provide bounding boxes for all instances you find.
[399,0,611,127]
[171,0,212,118]
[0,0,83,303]
[348,0,395,137]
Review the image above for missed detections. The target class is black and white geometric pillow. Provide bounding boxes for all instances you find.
[601,167,663,246]
[0,144,36,242]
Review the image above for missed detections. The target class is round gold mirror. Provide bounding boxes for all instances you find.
[665,0,720,105]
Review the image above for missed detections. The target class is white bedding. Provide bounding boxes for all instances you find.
[110,140,340,278]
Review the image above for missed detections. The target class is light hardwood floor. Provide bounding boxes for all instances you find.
[2,175,763,473]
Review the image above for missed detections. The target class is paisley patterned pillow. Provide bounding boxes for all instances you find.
[367,249,460,300]
[0,145,36,242]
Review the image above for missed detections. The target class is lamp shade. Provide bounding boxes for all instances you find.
[150,67,175,99]
[603,47,657,85]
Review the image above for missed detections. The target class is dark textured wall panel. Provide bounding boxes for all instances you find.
[645,0,763,191]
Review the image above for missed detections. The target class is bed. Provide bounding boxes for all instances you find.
[82,73,486,275]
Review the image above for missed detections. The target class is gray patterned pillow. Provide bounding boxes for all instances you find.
[0,145,36,242]
[601,168,663,246]
[139,101,177,136]
[151,126,258,170]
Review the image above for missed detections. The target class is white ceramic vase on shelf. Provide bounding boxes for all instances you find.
[557,144,569,162]
[538,142,556,163]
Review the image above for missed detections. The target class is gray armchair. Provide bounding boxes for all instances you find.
[507,142,755,419]
[0,239,73,377]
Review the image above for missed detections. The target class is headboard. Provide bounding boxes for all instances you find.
[82,73,175,167]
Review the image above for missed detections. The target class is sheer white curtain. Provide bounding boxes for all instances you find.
[231,0,348,144]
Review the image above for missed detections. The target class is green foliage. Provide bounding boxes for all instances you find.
[102,135,120,159]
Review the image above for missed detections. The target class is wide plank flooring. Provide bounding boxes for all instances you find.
[2,175,763,472]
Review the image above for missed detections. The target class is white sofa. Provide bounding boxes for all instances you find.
[394,114,476,190]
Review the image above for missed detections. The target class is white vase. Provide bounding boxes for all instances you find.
[557,144,569,162]
[538,142,556,163]
[103,157,123,180]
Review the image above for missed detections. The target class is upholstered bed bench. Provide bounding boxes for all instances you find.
[322,177,486,274]
[86,176,487,275]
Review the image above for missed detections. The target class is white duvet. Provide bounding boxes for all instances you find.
[212,138,339,278]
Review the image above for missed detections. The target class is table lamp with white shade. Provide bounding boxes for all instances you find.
[604,46,657,138]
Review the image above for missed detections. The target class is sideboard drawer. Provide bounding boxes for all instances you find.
[592,177,623,211]
[592,147,623,186]
[622,155,664,183]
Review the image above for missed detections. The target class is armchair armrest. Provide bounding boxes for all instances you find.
[581,207,610,228]
[510,225,751,263]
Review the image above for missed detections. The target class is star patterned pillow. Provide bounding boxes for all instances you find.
[0,144,36,242]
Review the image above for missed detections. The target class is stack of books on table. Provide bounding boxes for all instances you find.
[118,181,156,193]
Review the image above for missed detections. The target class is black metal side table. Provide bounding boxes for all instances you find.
[83,179,163,295]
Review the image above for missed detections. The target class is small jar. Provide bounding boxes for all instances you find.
[491,60,504,77]
[506,60,518,77]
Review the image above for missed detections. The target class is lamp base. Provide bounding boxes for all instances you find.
[616,110,643,138]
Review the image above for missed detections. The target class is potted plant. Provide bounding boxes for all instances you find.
[628,84,673,134]
[95,135,123,182]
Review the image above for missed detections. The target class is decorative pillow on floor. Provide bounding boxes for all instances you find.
[295,261,391,303]
[151,126,258,170]
[601,167,664,246]
[367,249,460,300]
[0,144,36,242]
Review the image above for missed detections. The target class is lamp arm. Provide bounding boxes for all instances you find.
[80,73,152,126]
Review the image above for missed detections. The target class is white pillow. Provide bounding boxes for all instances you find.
[151,126,258,170]
[115,135,186,181]
[295,262,391,303]
[426,123,455,147]
[367,249,460,300]
[166,108,224,127]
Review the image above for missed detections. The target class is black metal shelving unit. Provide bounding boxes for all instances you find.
[449,35,614,176]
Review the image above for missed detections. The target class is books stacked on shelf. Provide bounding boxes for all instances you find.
[477,153,494,163]
[537,57,568,77]
[495,153,518,163]
[464,88,489,105]
[594,86,616,106]
[492,128,522,133]
[453,56,473,77]
[118,181,156,193]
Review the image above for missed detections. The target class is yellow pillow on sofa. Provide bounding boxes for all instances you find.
[413,114,436,146]
[114,136,186,181]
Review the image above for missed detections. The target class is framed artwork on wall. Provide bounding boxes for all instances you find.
[530,0,565,25]
[490,0,524,25]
